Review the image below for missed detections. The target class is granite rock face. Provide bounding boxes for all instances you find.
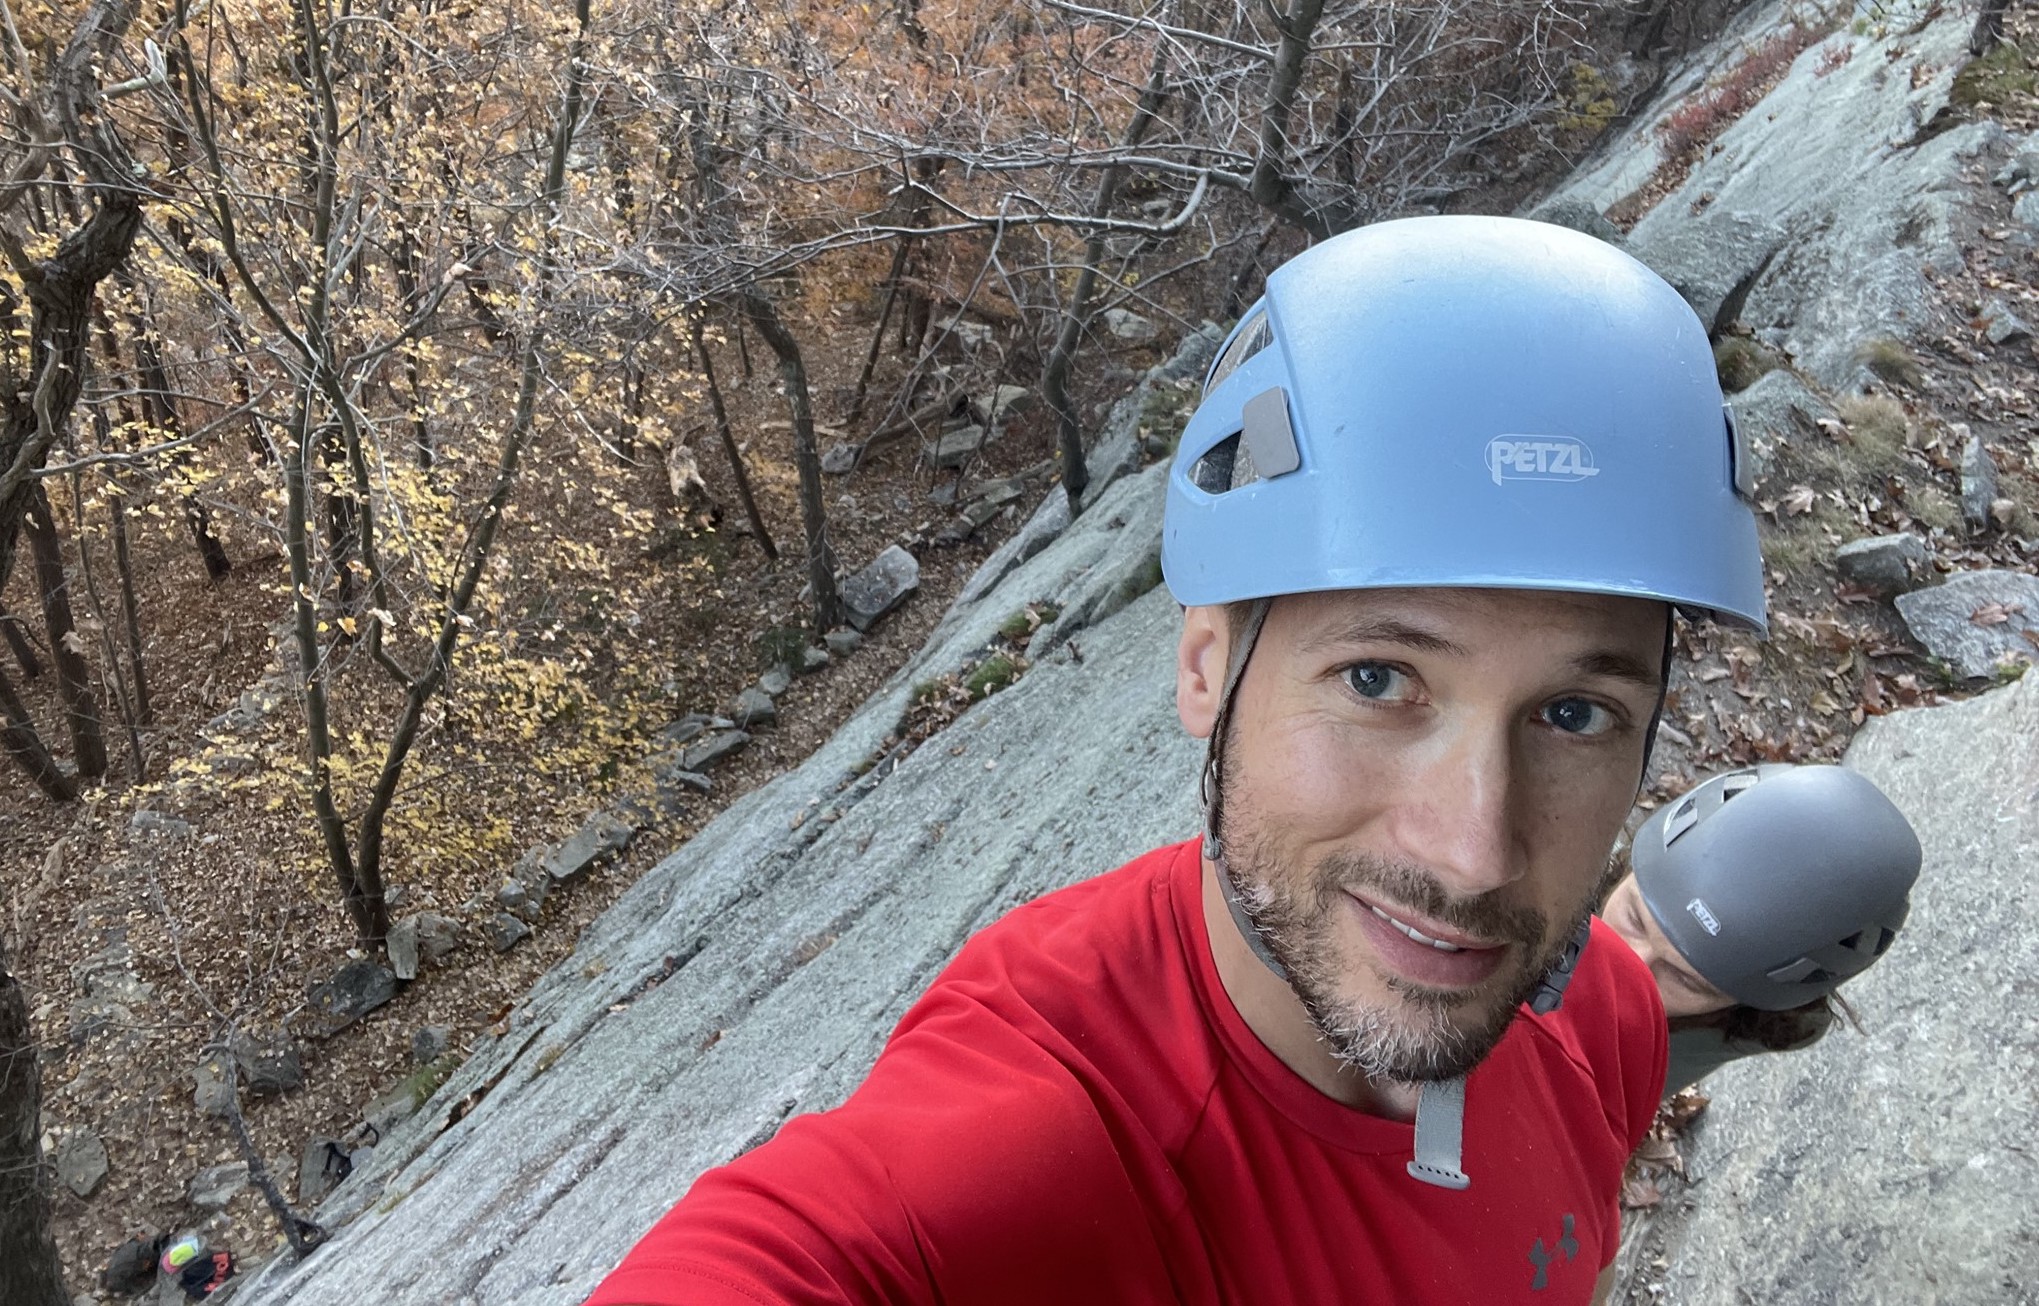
[1643,670,2039,1302]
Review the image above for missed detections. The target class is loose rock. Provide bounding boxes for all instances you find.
[305,960,397,1032]
[104,1235,161,1295]
[969,385,1035,428]
[930,424,987,470]
[820,442,859,475]
[938,317,993,350]
[1834,533,1928,596]
[386,912,462,981]
[823,629,864,658]
[56,1128,109,1198]
[681,730,751,772]
[1894,570,2039,679]
[128,810,193,840]
[1102,307,1158,341]
[231,1031,304,1096]
[1957,426,2000,529]
[191,1053,234,1118]
[800,645,830,675]
[544,812,635,883]
[411,1025,454,1065]
[732,687,777,728]
[758,667,792,697]
[1980,297,2033,344]
[841,545,921,631]
[187,1162,250,1211]
[298,1136,352,1206]
[485,912,531,953]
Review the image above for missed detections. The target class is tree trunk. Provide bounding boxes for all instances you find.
[24,485,106,779]
[109,492,151,726]
[1042,44,1172,514]
[0,663,77,801]
[0,606,41,680]
[0,943,70,1306]
[742,291,845,629]
[690,319,778,561]
[1971,0,2014,55]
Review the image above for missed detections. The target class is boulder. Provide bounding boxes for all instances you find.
[800,645,830,675]
[191,1053,234,1118]
[2016,190,2039,229]
[758,667,792,697]
[929,424,986,470]
[1894,570,2039,679]
[56,1128,109,1198]
[544,812,636,884]
[1833,533,1928,595]
[824,630,864,658]
[1730,369,1837,469]
[681,730,750,773]
[937,317,993,350]
[104,1235,161,1295]
[841,545,920,632]
[187,1162,250,1211]
[387,913,463,981]
[1957,426,2000,529]
[305,960,397,1033]
[1641,670,2039,1301]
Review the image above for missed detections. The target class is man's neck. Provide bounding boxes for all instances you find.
[1199,855,1422,1122]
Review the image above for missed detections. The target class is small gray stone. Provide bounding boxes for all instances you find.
[192,1053,234,1118]
[800,645,830,674]
[305,960,397,1032]
[1101,307,1158,341]
[386,918,422,981]
[1834,533,1928,596]
[1895,570,2039,679]
[930,424,987,469]
[495,872,546,922]
[411,1025,454,1065]
[56,1128,109,1198]
[969,385,1035,428]
[386,911,461,980]
[543,811,635,883]
[939,317,993,350]
[841,545,921,632]
[650,757,712,796]
[1982,298,2033,345]
[231,1032,303,1096]
[820,442,860,475]
[732,687,776,728]
[1957,426,2000,529]
[2015,190,2039,229]
[758,667,792,696]
[485,912,530,952]
[682,730,751,772]
[187,1162,249,1211]
[824,630,864,657]
[298,1135,351,1206]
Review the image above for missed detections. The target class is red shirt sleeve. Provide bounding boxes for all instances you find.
[584,979,1171,1306]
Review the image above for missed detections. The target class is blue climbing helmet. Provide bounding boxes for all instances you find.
[1162,215,1767,632]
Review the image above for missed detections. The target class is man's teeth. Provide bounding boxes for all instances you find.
[1368,904,1464,952]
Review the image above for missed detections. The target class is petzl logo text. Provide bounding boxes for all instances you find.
[1686,898,1723,936]
[1486,436,1602,485]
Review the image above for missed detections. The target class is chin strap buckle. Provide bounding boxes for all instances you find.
[1528,919,1592,1015]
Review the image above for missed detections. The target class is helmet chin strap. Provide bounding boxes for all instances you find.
[1196,600,1668,1192]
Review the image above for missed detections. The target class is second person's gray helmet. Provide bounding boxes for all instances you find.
[1632,764,1921,1011]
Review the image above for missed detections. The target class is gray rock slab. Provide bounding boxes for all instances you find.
[230,457,1204,1306]
[57,1129,109,1198]
[1643,669,2039,1302]
[300,1136,351,1206]
[1895,570,2039,678]
[841,545,920,631]
[1981,296,2032,344]
[823,630,863,658]
[680,730,750,772]
[305,961,397,1033]
[1102,307,1158,341]
[485,913,531,953]
[731,687,776,728]
[231,1032,304,1097]
[758,667,792,697]
[544,813,636,883]
[1538,3,1991,391]
[929,424,986,470]
[187,1162,249,1211]
[969,385,1035,428]
[192,1053,234,1118]
[1833,532,1928,595]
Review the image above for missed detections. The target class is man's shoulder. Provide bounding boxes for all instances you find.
[1513,915,1667,1147]
[945,838,1196,980]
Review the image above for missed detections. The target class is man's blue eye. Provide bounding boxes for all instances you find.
[1345,663,1407,700]
[1543,698,1611,736]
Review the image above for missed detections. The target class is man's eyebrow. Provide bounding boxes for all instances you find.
[1570,649,1663,693]
[1299,616,1467,658]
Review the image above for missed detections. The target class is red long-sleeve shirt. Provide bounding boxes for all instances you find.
[588,839,1665,1305]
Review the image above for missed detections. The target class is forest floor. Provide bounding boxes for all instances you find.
[0,290,1183,1296]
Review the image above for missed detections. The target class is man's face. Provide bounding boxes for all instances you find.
[1194,587,1666,1082]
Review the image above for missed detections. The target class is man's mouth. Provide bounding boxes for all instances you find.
[1348,892,1512,988]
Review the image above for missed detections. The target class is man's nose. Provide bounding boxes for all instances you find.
[1390,723,1525,900]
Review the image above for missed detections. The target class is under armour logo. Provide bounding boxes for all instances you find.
[1527,1213,1580,1291]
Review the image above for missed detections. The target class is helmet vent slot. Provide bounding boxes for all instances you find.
[1838,930,1864,952]
[1662,796,1700,846]
[1189,432,1262,495]
[1872,927,1896,957]
[1206,309,1272,395]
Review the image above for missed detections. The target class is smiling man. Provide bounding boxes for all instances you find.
[586,217,1768,1306]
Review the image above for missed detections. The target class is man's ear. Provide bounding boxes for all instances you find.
[1177,605,1230,741]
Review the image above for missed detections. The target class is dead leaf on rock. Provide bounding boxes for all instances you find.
[1620,1175,1663,1210]
[1782,485,1818,516]
[1971,602,2026,627]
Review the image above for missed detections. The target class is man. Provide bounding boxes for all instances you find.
[586,216,1767,1305]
